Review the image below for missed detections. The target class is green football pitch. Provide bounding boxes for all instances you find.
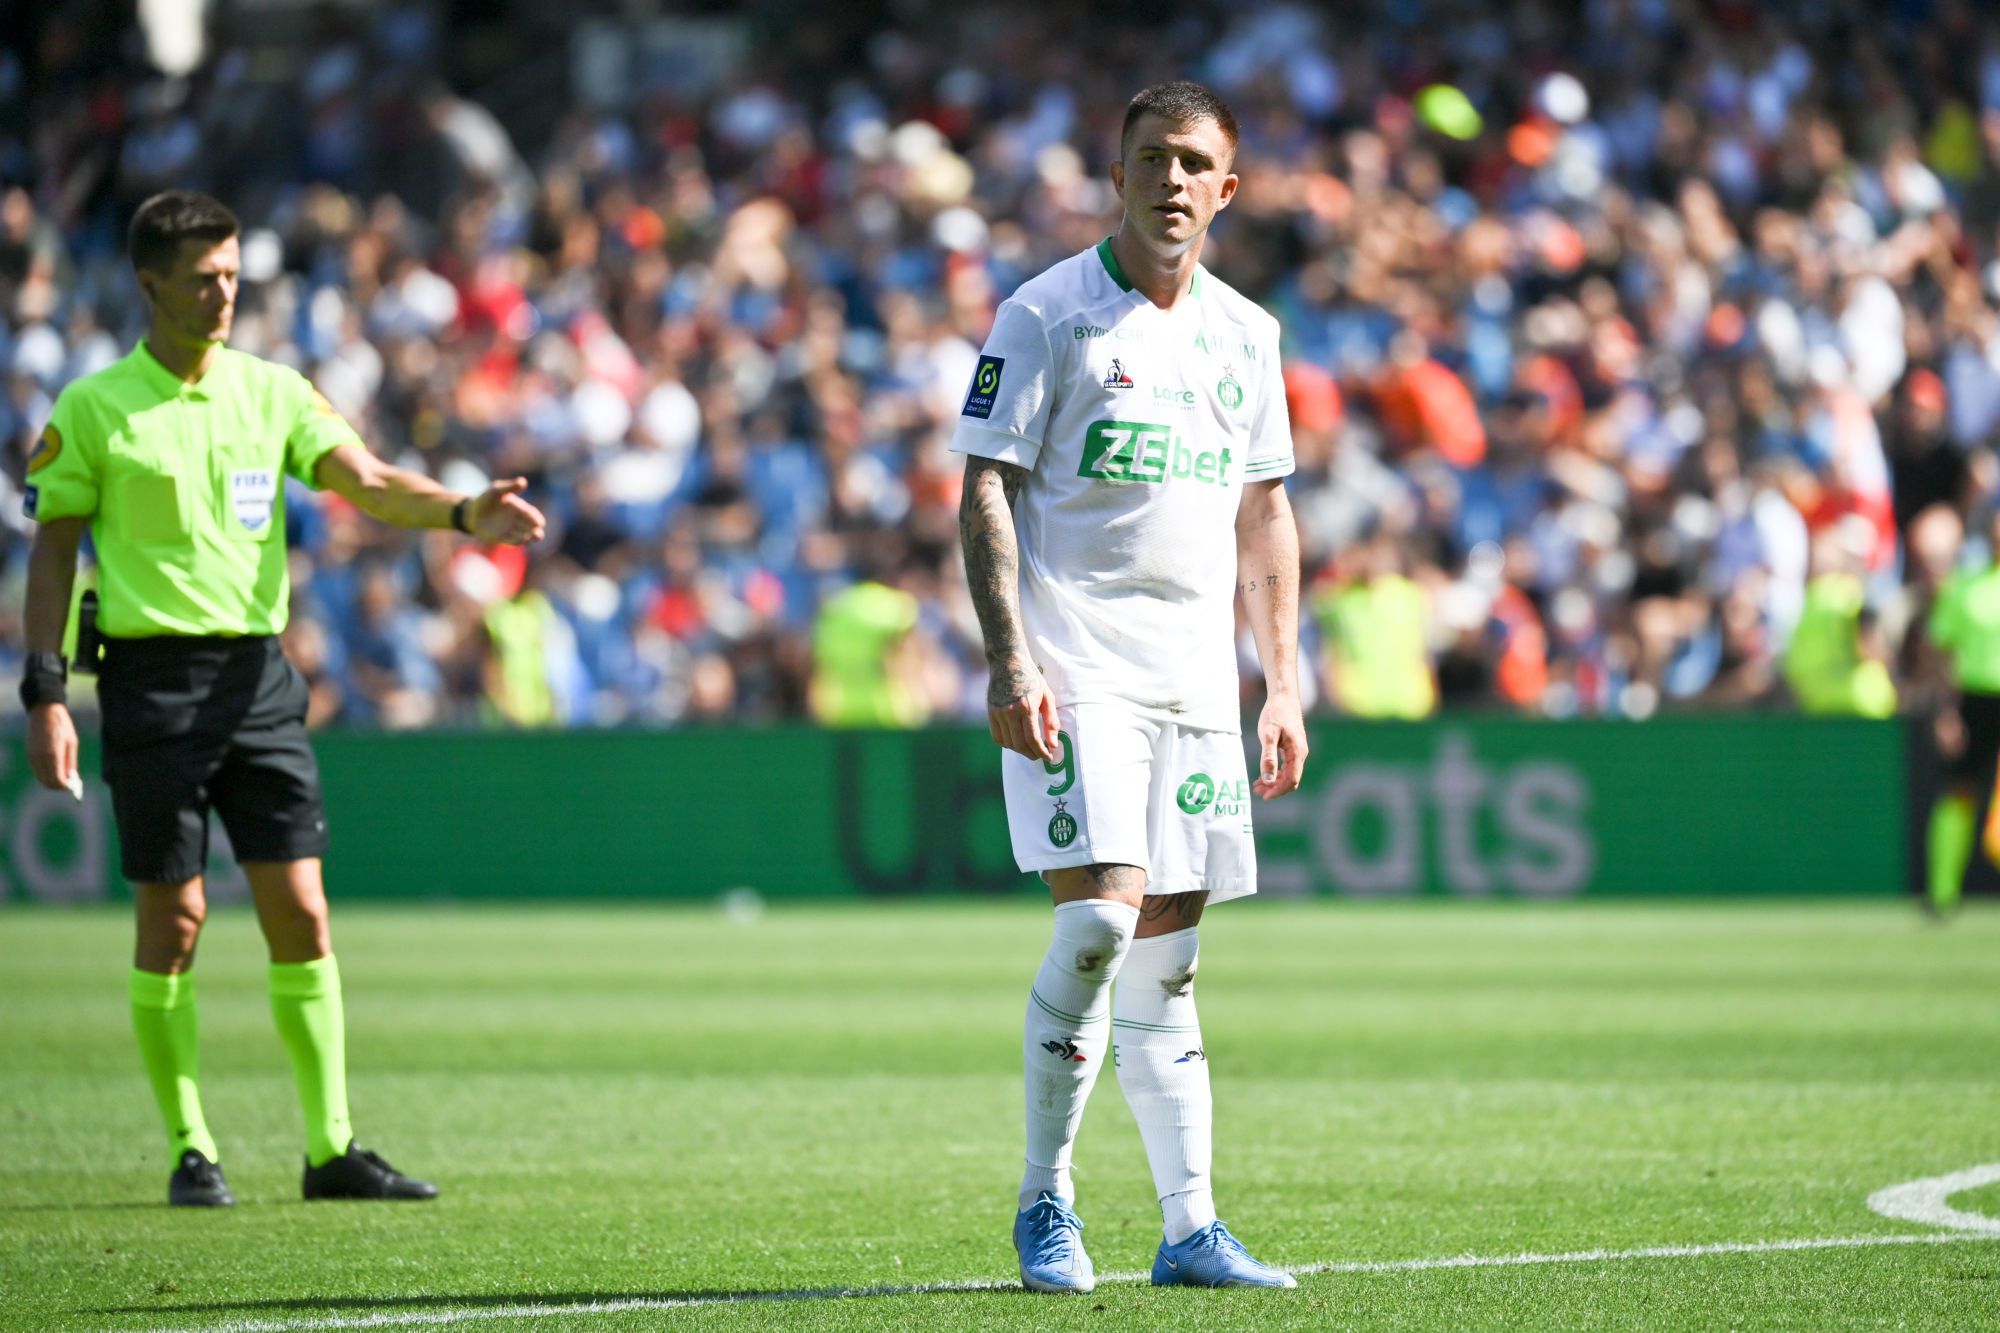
[5,899,2000,1332]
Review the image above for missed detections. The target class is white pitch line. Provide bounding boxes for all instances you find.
[1867,1163,2000,1234]
[135,1231,2000,1333]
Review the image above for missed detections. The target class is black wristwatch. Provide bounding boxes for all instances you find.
[450,497,473,535]
[19,652,66,710]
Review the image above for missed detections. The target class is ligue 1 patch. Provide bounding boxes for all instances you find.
[1048,797,1077,848]
[962,354,1004,419]
[27,424,62,475]
[230,467,278,533]
[1102,357,1134,389]
[22,484,38,519]
[1217,366,1244,411]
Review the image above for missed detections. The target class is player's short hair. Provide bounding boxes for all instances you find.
[1120,82,1240,163]
[128,191,239,275]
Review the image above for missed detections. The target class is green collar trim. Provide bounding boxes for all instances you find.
[1096,237,1133,292]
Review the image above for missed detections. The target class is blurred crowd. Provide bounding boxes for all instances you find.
[7,0,2000,728]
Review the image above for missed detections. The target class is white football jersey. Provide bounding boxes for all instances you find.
[951,239,1294,733]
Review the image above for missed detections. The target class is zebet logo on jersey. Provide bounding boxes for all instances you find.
[1079,420,1232,487]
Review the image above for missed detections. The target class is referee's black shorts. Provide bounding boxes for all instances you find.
[99,634,329,884]
[1952,691,2000,783]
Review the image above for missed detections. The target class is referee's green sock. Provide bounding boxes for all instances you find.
[129,968,219,1163]
[1928,792,1974,915]
[268,957,353,1167]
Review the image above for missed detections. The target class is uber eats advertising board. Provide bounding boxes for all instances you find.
[0,717,1903,903]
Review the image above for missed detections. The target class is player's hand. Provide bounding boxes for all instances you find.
[987,657,1059,762]
[1253,692,1308,799]
[27,702,79,794]
[468,478,547,545]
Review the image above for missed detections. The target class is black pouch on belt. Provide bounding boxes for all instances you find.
[72,589,103,676]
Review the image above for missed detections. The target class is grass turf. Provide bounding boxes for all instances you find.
[3,899,2000,1331]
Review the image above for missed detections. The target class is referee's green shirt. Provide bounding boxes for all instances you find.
[1932,563,2000,695]
[27,342,360,638]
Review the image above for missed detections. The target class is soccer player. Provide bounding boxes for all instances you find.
[20,191,545,1205]
[954,82,1306,1292]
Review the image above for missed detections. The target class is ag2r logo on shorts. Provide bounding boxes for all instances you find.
[1177,772,1215,814]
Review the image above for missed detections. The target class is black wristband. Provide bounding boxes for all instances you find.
[19,652,66,711]
[450,496,472,535]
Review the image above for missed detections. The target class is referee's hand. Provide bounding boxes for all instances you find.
[27,702,79,794]
[467,478,547,545]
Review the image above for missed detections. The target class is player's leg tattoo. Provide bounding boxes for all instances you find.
[1115,913,1214,1243]
[1136,889,1204,934]
[1021,896,1139,1209]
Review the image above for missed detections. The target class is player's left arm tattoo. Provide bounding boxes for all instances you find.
[959,454,1037,706]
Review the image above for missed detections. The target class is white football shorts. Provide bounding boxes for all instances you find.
[1000,702,1258,903]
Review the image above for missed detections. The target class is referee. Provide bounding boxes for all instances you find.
[21,191,545,1206]
[1926,511,2000,915]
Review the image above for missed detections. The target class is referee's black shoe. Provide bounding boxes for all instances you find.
[168,1150,236,1207]
[302,1142,439,1201]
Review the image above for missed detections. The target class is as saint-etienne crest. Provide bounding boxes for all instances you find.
[1048,797,1078,848]
[1217,365,1244,411]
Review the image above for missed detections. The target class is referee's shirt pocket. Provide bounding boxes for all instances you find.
[107,466,189,545]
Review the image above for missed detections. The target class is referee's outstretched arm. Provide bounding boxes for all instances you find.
[22,515,84,793]
[313,443,545,546]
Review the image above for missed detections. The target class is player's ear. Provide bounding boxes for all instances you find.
[1215,169,1239,211]
[1108,158,1126,201]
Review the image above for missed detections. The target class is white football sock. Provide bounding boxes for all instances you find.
[1113,928,1215,1244]
[1020,898,1139,1212]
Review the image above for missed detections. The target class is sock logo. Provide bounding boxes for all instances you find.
[1174,1048,1206,1063]
[1041,1038,1086,1062]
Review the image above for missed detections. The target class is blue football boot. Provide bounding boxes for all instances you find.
[1151,1220,1297,1287]
[1013,1192,1095,1293]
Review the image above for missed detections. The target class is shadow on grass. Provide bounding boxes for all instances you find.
[90,1277,1025,1318]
